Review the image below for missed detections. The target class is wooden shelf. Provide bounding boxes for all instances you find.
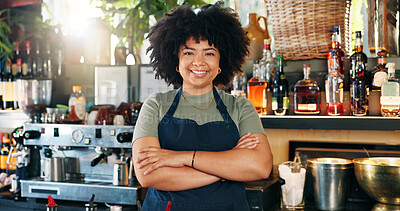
[260,115,400,131]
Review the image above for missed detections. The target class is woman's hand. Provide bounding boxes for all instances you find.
[135,146,191,175]
[234,133,259,149]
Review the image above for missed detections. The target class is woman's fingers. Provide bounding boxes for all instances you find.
[143,162,165,175]
[136,156,159,169]
[237,140,259,149]
[135,150,157,164]
[237,132,251,142]
[235,136,259,149]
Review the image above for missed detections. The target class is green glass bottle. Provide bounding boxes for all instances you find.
[272,55,289,115]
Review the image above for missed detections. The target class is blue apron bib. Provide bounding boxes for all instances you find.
[142,87,249,211]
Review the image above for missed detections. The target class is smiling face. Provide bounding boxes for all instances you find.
[178,37,220,95]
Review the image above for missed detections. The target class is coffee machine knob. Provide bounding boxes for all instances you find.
[116,132,133,143]
[23,130,41,139]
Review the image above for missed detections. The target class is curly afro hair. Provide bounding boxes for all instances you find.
[146,1,250,87]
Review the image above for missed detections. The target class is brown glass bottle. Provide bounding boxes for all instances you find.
[328,26,345,75]
[294,64,321,114]
[350,31,368,80]
[2,61,15,110]
[247,60,267,114]
[370,51,388,91]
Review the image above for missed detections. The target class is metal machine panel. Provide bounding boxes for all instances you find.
[21,179,137,205]
[23,123,133,148]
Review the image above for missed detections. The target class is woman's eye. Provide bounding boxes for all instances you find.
[183,52,194,55]
[205,52,215,56]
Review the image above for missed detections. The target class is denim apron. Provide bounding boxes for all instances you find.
[142,87,249,211]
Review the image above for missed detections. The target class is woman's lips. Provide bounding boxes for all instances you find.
[191,70,208,76]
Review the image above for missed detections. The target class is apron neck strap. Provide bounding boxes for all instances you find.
[165,87,231,122]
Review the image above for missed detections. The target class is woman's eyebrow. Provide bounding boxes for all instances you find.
[182,45,216,51]
[182,45,195,50]
[203,48,217,51]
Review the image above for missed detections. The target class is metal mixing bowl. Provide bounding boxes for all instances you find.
[353,157,400,205]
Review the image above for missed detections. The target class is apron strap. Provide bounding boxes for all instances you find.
[165,87,233,123]
[212,87,231,123]
[165,87,183,117]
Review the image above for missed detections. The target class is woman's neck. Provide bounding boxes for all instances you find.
[182,85,213,95]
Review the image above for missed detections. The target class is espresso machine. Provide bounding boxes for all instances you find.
[17,123,138,206]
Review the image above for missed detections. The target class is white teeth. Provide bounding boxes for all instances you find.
[192,70,207,74]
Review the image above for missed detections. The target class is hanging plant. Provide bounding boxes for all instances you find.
[94,0,208,63]
[0,9,13,69]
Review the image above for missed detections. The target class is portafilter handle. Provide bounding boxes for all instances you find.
[90,153,107,167]
[23,130,41,139]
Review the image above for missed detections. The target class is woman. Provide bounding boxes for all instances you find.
[132,2,273,210]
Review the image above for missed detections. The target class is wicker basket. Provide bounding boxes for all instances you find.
[265,0,351,60]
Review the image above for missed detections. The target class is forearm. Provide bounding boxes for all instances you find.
[136,165,220,191]
[193,134,272,181]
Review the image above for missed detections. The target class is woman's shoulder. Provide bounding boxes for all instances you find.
[146,89,179,104]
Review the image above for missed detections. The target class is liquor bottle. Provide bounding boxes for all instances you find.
[328,26,345,75]
[231,71,247,97]
[42,40,52,79]
[326,53,344,116]
[350,60,369,116]
[247,60,267,114]
[53,27,65,78]
[370,50,388,91]
[13,58,22,110]
[272,55,289,115]
[23,40,33,78]
[350,31,368,80]
[2,61,15,110]
[68,86,87,120]
[33,40,43,78]
[294,64,321,114]
[380,63,400,117]
[259,39,275,90]
[11,42,21,76]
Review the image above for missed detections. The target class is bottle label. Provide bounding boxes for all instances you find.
[372,72,388,88]
[338,81,344,102]
[75,96,86,120]
[272,97,278,110]
[325,81,330,103]
[381,96,400,111]
[12,64,17,75]
[3,81,14,102]
[283,97,289,109]
[22,63,28,75]
[262,89,267,108]
[298,104,317,111]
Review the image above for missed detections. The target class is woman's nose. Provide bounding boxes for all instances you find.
[192,54,205,66]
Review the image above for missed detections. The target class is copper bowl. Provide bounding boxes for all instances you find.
[353,157,400,205]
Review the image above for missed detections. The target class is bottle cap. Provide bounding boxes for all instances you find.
[377,50,387,58]
[332,26,340,34]
[72,86,82,92]
[355,31,362,38]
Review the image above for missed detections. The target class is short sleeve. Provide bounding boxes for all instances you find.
[132,93,161,142]
[236,96,266,137]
